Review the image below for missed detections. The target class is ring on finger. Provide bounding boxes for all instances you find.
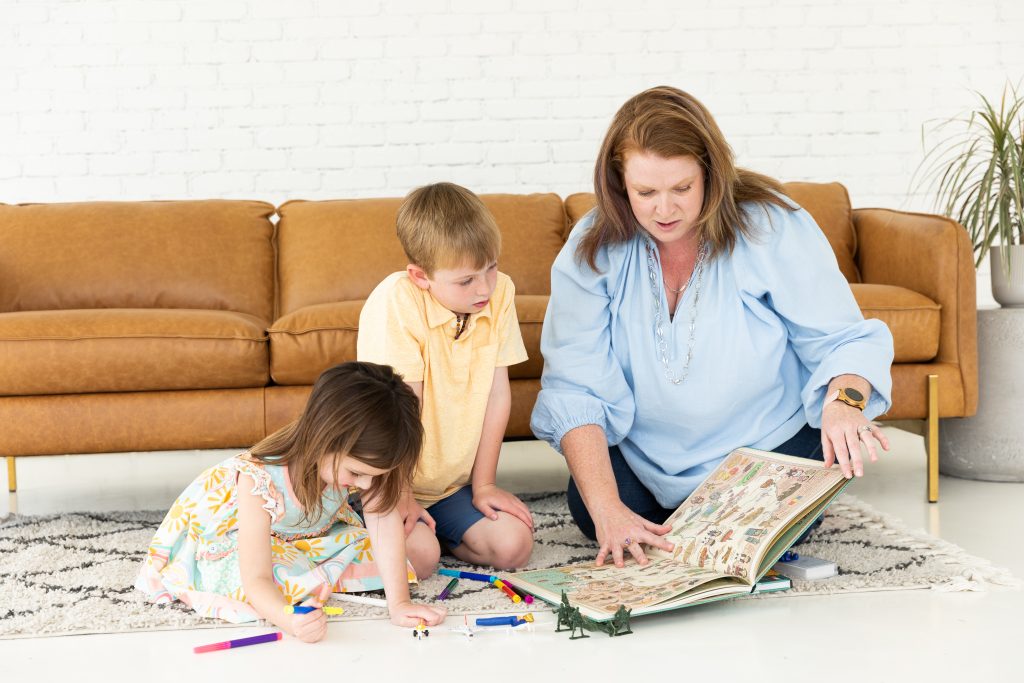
[857,424,874,435]
[622,537,632,548]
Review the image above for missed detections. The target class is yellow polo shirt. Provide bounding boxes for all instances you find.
[357,271,528,504]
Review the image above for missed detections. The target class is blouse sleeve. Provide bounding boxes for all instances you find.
[530,215,636,453]
[735,201,894,425]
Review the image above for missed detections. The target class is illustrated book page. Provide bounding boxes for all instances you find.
[650,448,849,582]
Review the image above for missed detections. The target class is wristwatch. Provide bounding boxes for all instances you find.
[826,387,867,411]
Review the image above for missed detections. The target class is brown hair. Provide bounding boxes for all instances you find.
[396,182,502,276]
[249,362,422,520]
[579,85,793,271]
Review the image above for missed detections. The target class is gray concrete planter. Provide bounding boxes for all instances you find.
[940,307,1024,481]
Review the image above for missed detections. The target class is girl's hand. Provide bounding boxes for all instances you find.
[471,484,534,530]
[388,599,447,627]
[593,500,674,568]
[290,583,331,644]
[821,402,891,478]
[397,490,436,537]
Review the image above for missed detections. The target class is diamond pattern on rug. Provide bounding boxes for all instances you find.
[0,492,1017,639]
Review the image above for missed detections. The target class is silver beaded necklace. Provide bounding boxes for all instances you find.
[643,235,707,385]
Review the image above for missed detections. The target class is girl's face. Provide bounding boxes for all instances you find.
[622,151,705,249]
[320,454,390,491]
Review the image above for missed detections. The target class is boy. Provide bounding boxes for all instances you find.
[357,182,533,576]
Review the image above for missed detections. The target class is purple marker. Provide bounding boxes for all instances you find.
[437,577,459,601]
[193,631,282,654]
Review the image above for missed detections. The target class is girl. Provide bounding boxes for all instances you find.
[136,361,447,642]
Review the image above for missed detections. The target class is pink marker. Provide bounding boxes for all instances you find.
[193,631,282,654]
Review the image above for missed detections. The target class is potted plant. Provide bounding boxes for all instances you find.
[915,81,1024,306]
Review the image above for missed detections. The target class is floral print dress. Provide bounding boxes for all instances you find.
[135,453,411,623]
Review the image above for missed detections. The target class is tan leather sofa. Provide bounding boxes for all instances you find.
[0,183,976,501]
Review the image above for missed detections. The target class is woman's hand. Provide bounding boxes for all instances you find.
[388,599,447,627]
[290,583,331,643]
[821,401,891,478]
[397,490,436,537]
[472,484,534,530]
[593,500,674,568]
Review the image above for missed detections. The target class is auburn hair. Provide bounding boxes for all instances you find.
[578,85,794,271]
[249,362,422,520]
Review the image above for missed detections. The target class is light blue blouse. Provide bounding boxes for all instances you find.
[530,198,894,509]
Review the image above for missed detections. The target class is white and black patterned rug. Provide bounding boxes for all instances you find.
[0,492,1018,639]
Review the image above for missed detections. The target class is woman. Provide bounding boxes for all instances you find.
[531,86,894,568]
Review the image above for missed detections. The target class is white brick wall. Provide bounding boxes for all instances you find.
[2,0,1022,301]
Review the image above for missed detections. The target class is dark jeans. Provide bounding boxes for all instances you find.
[567,423,826,545]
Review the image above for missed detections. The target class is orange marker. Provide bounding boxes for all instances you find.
[492,579,521,603]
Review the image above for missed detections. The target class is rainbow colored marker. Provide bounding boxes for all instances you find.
[492,579,522,603]
[284,605,345,615]
[193,631,282,654]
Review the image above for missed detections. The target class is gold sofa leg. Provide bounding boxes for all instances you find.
[6,456,15,493]
[926,374,939,503]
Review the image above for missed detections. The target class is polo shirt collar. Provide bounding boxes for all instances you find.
[422,289,494,329]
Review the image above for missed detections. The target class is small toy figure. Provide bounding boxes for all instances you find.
[555,591,633,639]
[413,619,430,639]
[609,605,633,636]
[554,590,573,632]
[567,606,589,640]
[450,615,479,639]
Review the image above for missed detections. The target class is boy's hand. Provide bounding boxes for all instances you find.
[388,599,447,627]
[471,484,534,531]
[397,490,436,537]
[291,583,331,643]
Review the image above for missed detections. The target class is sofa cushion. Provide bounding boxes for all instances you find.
[781,182,860,283]
[0,200,276,321]
[850,284,940,363]
[270,295,548,385]
[0,309,269,396]
[565,185,861,284]
[269,301,363,385]
[276,193,567,317]
[565,193,597,235]
[509,294,547,380]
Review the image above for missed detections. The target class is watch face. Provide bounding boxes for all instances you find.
[845,388,864,402]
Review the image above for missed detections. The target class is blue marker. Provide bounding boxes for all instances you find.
[438,568,495,583]
[284,605,345,615]
[475,614,534,627]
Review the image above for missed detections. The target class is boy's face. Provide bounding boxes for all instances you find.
[408,260,498,315]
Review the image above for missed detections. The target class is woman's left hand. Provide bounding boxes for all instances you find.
[820,402,890,478]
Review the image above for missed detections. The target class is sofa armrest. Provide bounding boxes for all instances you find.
[853,208,977,414]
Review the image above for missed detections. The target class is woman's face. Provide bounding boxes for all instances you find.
[622,151,705,248]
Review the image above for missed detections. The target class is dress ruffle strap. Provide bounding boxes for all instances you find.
[231,456,284,524]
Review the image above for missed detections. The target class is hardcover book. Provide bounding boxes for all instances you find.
[504,448,848,621]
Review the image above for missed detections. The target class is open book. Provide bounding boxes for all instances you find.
[503,448,850,622]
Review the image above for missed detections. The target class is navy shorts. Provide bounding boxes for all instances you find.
[425,486,485,549]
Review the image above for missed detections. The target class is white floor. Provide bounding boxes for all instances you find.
[2,427,1022,683]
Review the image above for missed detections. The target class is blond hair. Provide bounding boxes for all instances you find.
[396,182,502,276]
[249,362,422,519]
[579,85,793,271]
